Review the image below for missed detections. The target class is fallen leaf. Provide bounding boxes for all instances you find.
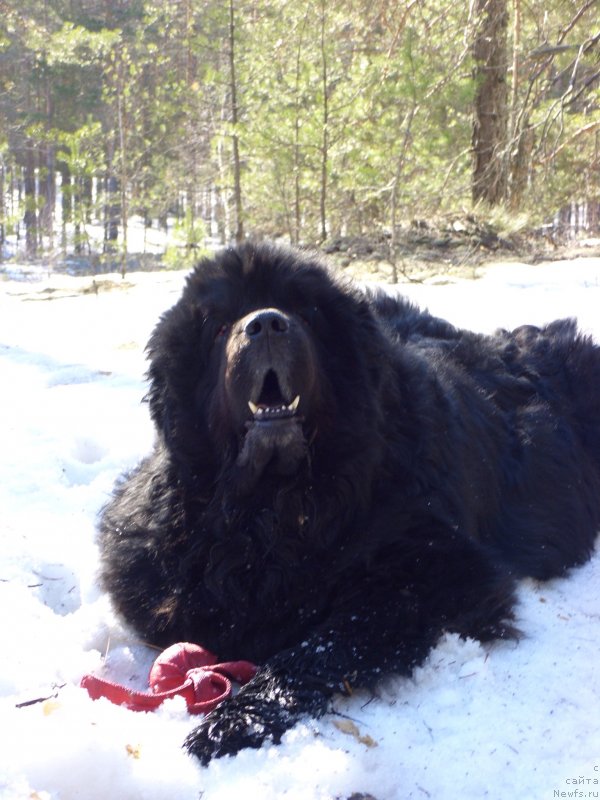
[42,700,61,716]
[126,743,142,759]
[333,719,378,748]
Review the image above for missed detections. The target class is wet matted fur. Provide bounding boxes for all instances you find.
[99,243,600,763]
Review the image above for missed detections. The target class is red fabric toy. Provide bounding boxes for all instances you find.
[81,642,257,714]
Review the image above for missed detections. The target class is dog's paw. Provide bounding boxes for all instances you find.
[184,665,333,764]
[183,694,292,765]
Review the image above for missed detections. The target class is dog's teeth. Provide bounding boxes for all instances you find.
[249,396,300,419]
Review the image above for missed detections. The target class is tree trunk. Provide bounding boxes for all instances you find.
[117,74,128,278]
[40,144,56,248]
[228,0,244,243]
[116,51,129,278]
[318,1,328,242]
[292,12,309,245]
[104,172,120,249]
[0,162,4,254]
[58,159,70,252]
[472,0,509,205]
[104,139,120,252]
[24,139,38,256]
[41,39,55,249]
[507,0,528,209]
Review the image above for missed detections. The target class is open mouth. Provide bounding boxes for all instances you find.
[247,369,301,422]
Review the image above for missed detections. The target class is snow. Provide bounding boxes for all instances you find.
[1,256,600,800]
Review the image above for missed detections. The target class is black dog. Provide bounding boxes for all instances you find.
[99,242,600,764]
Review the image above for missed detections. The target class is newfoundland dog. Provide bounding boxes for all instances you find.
[99,242,600,764]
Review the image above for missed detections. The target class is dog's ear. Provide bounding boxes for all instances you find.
[144,300,206,444]
[144,352,173,439]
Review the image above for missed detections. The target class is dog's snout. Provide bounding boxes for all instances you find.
[243,309,290,338]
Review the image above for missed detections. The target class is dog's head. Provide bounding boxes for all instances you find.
[146,243,389,494]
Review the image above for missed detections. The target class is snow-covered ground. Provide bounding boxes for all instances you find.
[1,257,599,800]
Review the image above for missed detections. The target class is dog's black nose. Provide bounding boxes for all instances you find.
[244,309,290,338]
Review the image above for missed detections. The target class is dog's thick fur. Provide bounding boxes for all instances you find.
[99,243,600,763]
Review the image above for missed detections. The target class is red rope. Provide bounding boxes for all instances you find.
[81,642,257,714]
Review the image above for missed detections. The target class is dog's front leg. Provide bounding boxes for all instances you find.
[183,592,439,764]
[185,523,518,764]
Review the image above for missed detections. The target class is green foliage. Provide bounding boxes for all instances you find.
[162,210,209,270]
[0,0,598,258]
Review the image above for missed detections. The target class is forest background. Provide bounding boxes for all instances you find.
[1,0,599,276]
